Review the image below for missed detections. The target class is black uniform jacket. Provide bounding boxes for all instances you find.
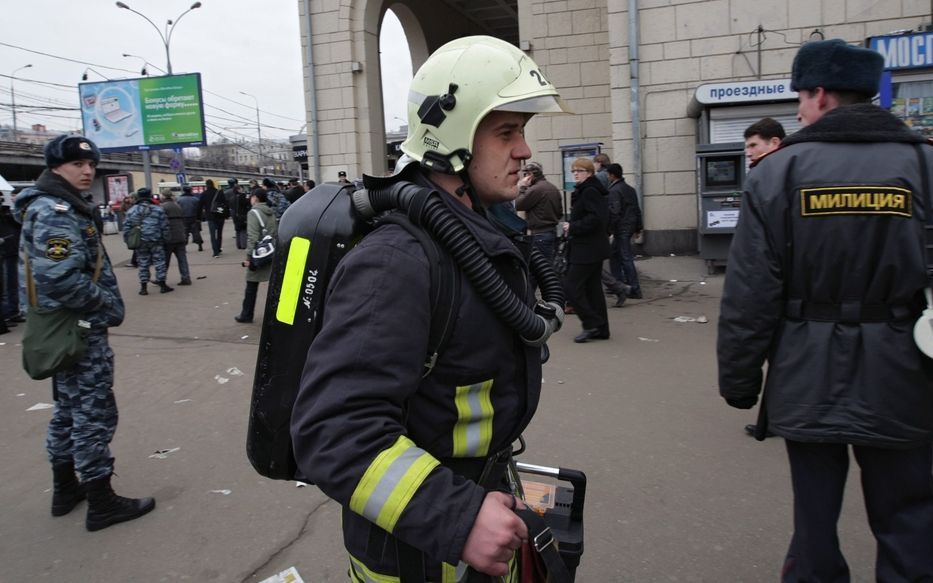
[567,175,611,264]
[718,104,933,448]
[290,175,542,577]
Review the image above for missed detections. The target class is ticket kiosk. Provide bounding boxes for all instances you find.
[696,143,745,273]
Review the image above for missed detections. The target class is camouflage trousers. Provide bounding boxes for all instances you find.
[47,331,117,481]
[136,241,167,284]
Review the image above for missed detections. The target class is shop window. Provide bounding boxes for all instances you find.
[890,77,933,138]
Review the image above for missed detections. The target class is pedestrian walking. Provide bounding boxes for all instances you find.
[177,184,203,251]
[564,157,611,342]
[160,191,191,286]
[718,39,933,580]
[123,188,173,295]
[201,179,227,257]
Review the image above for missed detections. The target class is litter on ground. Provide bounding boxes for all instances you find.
[259,567,305,583]
[149,447,181,459]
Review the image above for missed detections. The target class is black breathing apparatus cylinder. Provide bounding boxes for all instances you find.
[246,173,565,481]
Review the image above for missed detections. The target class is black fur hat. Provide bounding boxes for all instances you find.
[791,39,883,96]
[44,135,101,168]
[136,187,152,199]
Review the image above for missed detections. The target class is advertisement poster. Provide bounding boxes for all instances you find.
[78,73,206,152]
[105,174,131,205]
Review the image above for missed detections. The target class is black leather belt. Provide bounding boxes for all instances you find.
[785,299,916,323]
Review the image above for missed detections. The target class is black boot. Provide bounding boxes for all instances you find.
[178,278,192,286]
[52,462,86,517]
[235,283,257,323]
[139,283,148,296]
[157,281,174,294]
[84,475,155,532]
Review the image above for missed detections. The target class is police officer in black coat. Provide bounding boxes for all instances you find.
[718,39,933,580]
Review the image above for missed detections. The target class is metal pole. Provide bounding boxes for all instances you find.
[628,0,643,209]
[115,2,201,184]
[10,64,32,141]
[240,91,262,172]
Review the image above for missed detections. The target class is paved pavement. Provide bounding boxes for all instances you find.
[0,234,877,582]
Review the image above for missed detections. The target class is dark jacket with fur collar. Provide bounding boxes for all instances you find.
[718,104,933,448]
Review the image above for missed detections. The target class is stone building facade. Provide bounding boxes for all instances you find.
[297,0,932,254]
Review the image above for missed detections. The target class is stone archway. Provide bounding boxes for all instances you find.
[298,0,518,182]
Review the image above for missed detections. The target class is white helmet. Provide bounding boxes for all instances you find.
[400,36,570,174]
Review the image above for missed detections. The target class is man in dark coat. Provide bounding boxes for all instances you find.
[224,179,249,250]
[284,178,304,204]
[160,191,191,285]
[718,39,933,580]
[176,184,203,252]
[606,163,643,299]
[200,179,227,257]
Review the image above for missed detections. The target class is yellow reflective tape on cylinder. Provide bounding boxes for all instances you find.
[275,236,311,325]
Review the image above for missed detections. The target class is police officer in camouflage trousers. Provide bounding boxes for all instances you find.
[123,187,173,295]
[15,135,155,531]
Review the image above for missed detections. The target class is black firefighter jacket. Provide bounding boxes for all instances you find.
[718,104,933,448]
[290,178,542,579]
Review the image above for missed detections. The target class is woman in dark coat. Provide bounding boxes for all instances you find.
[564,157,611,343]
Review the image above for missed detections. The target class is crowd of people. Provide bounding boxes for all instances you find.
[7,33,933,583]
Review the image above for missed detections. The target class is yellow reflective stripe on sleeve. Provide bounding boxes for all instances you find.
[275,236,311,325]
[349,435,440,534]
[349,555,400,583]
[452,380,494,457]
[441,561,469,583]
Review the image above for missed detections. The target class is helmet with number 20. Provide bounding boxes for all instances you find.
[401,35,571,175]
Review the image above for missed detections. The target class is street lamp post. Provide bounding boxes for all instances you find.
[122,53,167,77]
[240,91,263,173]
[115,2,201,76]
[115,1,202,188]
[10,64,32,142]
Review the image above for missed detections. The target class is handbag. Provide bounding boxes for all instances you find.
[125,206,148,250]
[249,209,276,268]
[20,238,102,380]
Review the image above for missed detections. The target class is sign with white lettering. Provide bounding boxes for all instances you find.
[870,33,933,70]
[78,73,206,153]
[694,80,797,105]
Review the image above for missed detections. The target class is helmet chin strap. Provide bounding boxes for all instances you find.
[455,168,486,218]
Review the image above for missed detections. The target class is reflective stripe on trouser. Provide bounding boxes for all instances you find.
[349,435,440,534]
[349,555,517,583]
[136,242,167,284]
[452,380,494,458]
[46,331,117,481]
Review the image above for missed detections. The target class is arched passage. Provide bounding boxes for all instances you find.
[299,0,518,180]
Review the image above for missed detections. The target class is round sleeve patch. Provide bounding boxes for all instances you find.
[46,238,71,261]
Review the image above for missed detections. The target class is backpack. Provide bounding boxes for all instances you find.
[245,182,459,481]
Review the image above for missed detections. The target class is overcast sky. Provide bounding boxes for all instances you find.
[0,0,412,143]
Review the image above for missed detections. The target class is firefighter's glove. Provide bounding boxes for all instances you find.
[521,302,564,347]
